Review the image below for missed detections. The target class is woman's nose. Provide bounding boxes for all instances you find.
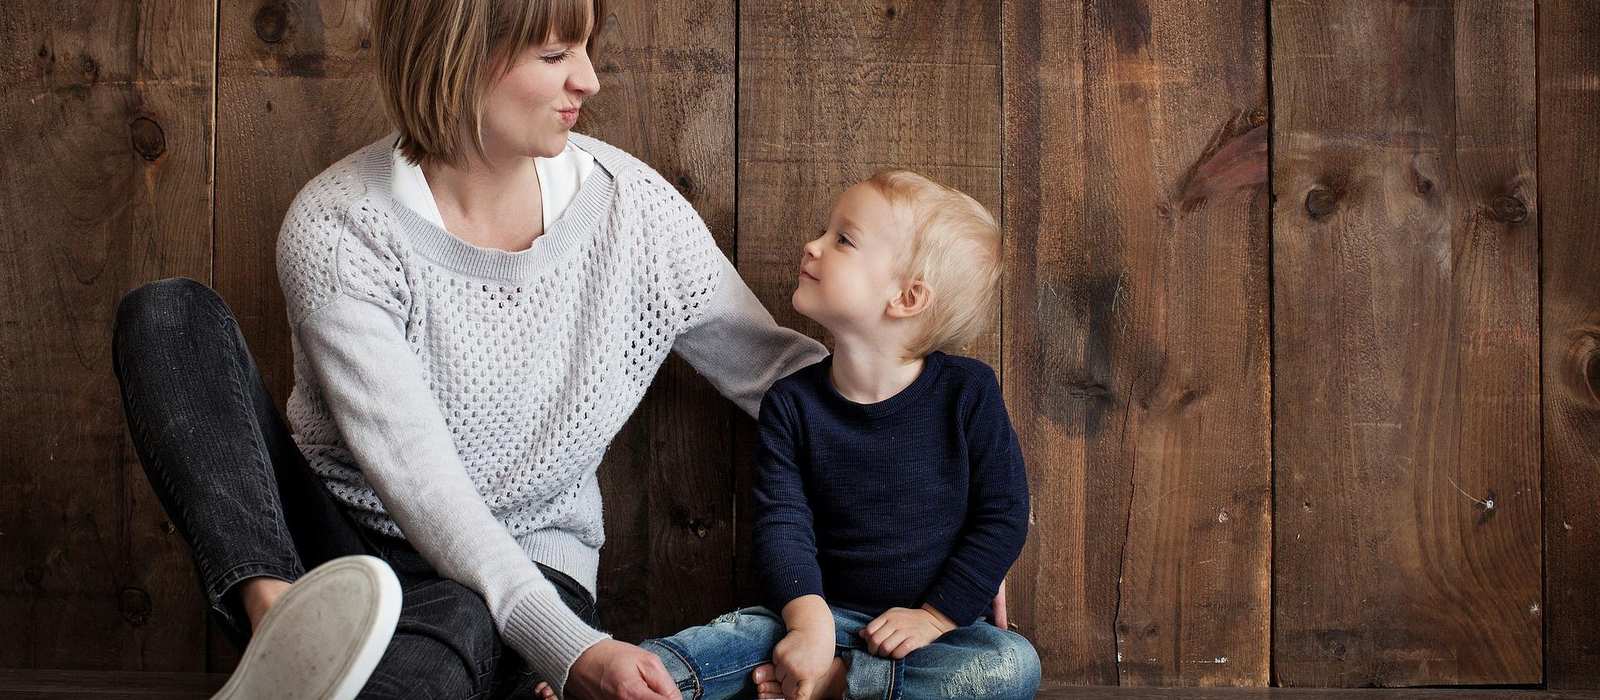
[570,50,601,97]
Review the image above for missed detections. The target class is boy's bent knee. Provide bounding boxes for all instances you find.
[942,628,1041,699]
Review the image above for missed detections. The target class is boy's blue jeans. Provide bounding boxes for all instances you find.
[642,605,1041,700]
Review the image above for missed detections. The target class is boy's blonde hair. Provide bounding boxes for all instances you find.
[370,0,605,166]
[864,170,1001,359]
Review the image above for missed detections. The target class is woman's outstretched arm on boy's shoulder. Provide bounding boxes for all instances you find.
[672,252,828,418]
[646,170,827,418]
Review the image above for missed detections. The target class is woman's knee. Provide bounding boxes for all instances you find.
[113,277,230,349]
[367,578,502,697]
[399,577,501,660]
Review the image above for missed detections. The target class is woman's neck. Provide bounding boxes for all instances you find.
[420,153,545,251]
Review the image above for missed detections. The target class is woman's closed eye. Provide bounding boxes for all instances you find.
[541,49,574,64]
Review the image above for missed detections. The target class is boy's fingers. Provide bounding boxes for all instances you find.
[865,615,886,635]
[751,663,777,684]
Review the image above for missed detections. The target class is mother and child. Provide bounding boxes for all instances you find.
[110,0,1040,697]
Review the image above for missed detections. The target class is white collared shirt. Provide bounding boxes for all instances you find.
[390,139,597,232]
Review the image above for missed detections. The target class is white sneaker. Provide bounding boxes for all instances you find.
[212,555,402,700]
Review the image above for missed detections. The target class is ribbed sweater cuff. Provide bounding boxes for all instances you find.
[501,588,611,694]
[765,564,825,612]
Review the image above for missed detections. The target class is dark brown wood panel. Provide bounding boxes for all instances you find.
[213,0,389,669]
[0,0,214,670]
[1003,0,1271,686]
[1539,0,1600,689]
[734,0,1003,606]
[585,0,742,642]
[1271,0,1541,686]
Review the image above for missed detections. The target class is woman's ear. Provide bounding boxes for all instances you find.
[886,279,932,319]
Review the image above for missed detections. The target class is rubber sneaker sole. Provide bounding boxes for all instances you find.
[212,555,402,700]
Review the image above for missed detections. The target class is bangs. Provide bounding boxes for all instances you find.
[498,0,602,61]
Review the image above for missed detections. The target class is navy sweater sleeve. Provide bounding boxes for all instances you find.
[921,366,1031,625]
[751,389,825,611]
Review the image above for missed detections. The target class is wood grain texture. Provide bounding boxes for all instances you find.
[0,0,214,671]
[733,0,1003,607]
[212,0,388,670]
[585,0,742,642]
[1271,0,1541,686]
[1003,0,1272,686]
[1538,0,1600,689]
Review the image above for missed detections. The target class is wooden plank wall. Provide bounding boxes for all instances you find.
[1,0,1596,689]
[1272,0,1542,686]
[1003,0,1272,685]
[1539,0,1600,690]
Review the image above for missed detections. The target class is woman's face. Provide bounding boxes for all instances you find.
[478,21,601,160]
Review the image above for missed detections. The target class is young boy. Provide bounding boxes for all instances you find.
[633,170,1040,700]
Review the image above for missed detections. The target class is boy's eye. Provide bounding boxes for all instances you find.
[836,232,854,248]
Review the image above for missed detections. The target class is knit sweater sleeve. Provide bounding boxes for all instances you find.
[276,194,607,693]
[640,172,829,418]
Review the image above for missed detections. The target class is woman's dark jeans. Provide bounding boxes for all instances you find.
[112,277,594,699]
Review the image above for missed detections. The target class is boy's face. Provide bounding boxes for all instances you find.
[792,182,913,335]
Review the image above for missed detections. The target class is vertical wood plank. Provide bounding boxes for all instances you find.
[586,0,741,642]
[734,0,1003,605]
[214,0,388,669]
[1003,0,1271,685]
[0,0,214,670]
[1539,0,1600,688]
[1271,0,1541,686]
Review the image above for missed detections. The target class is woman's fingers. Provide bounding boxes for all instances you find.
[639,654,682,700]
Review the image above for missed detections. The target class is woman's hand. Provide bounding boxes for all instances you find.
[772,628,835,700]
[992,577,1009,630]
[859,605,956,659]
[566,639,682,700]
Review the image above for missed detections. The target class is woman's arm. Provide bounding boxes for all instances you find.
[296,292,610,692]
[672,254,829,417]
[637,169,828,418]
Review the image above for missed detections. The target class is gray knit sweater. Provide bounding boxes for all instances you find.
[275,131,827,692]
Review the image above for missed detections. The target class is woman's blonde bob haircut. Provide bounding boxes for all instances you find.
[370,0,605,166]
[864,170,1002,359]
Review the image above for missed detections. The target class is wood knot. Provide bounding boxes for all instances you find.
[129,117,166,161]
[675,175,694,196]
[1305,187,1338,219]
[254,3,289,44]
[1248,108,1267,127]
[23,566,44,588]
[1577,334,1600,404]
[119,586,153,626]
[884,5,897,19]
[685,517,710,539]
[1488,194,1528,224]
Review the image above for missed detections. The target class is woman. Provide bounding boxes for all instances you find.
[111,0,825,697]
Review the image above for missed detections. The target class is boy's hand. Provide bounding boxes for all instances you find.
[860,605,957,659]
[772,628,835,700]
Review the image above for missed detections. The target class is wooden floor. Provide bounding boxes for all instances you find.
[1,671,1597,699]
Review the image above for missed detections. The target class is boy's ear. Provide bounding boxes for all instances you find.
[886,279,932,319]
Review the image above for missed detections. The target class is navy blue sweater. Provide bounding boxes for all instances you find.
[751,351,1030,626]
